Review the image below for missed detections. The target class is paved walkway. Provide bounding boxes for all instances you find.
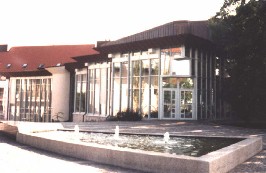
[1,121,266,172]
[0,133,140,173]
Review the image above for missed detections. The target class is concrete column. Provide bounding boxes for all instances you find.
[46,66,70,121]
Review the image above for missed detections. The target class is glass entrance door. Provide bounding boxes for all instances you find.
[161,77,194,119]
[163,89,176,118]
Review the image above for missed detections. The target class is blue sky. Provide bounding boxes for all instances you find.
[0,0,224,47]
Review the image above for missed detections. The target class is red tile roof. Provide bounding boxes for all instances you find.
[0,44,99,73]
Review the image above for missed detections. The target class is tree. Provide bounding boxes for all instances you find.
[210,0,266,122]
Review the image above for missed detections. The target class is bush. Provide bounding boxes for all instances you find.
[106,109,142,121]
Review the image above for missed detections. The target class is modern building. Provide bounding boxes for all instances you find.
[72,20,225,122]
[0,20,226,122]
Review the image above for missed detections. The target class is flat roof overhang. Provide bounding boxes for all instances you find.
[1,70,51,78]
[95,34,215,54]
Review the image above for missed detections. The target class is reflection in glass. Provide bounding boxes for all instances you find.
[180,78,194,89]
[142,60,149,76]
[163,78,178,88]
[113,78,120,115]
[133,89,139,111]
[75,76,81,112]
[88,69,95,113]
[164,105,171,118]
[161,49,171,75]
[172,47,182,58]
[141,76,149,115]
[80,74,86,112]
[100,68,107,115]
[150,76,159,118]
[172,59,190,76]
[95,69,100,114]
[151,59,159,75]
[180,91,193,118]
[121,62,128,111]
[133,77,139,88]
[132,61,141,76]
[121,62,128,78]
[114,62,120,77]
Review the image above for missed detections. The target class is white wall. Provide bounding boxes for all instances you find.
[47,67,70,121]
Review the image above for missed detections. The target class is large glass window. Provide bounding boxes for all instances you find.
[95,69,100,114]
[111,50,160,118]
[75,74,87,113]
[150,59,159,118]
[113,62,121,115]
[100,68,109,115]
[161,48,171,75]
[82,63,110,116]
[0,88,4,118]
[132,60,141,111]
[8,77,52,122]
[141,60,149,115]
[88,69,95,113]
[161,46,191,76]
[121,62,128,111]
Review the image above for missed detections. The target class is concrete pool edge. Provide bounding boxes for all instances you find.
[16,130,262,173]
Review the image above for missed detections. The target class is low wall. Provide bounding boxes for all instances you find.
[0,121,18,138]
[0,121,63,137]
[73,114,106,122]
[16,131,262,173]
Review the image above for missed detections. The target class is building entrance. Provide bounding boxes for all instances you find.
[161,77,193,120]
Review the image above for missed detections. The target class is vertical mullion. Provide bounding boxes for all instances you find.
[139,60,141,114]
[87,70,90,113]
[78,74,82,112]
[99,68,102,115]
[214,56,217,120]
[127,53,130,110]
[119,63,122,113]
[104,67,109,116]
[194,49,198,120]
[158,49,161,119]
[205,54,208,119]
[130,58,133,110]
[111,63,114,116]
[39,79,42,121]
[29,79,33,121]
[200,52,203,119]
[93,69,96,114]
[44,79,47,121]
[148,59,151,119]
[19,79,22,121]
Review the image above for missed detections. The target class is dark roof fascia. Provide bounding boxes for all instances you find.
[2,70,52,79]
[72,54,110,63]
[64,61,88,72]
[95,34,215,54]
[65,54,112,72]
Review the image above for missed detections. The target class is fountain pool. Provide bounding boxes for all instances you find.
[74,132,243,157]
[15,124,262,173]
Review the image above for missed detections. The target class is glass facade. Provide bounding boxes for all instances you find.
[114,51,160,118]
[0,88,4,119]
[75,73,86,113]
[8,77,52,122]
[74,63,111,117]
[73,45,219,120]
[196,50,216,120]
